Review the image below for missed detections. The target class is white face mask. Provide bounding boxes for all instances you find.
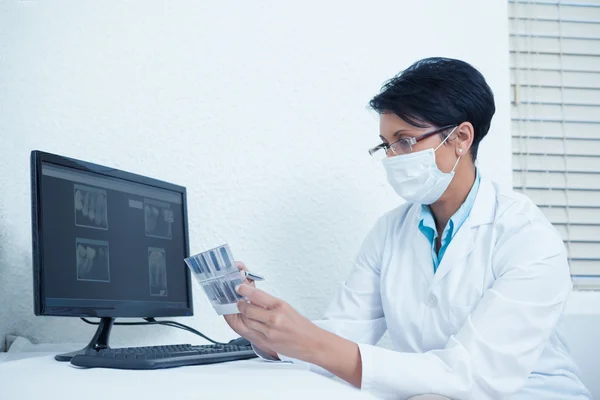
[382,127,460,205]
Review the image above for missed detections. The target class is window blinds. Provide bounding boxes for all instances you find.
[509,0,600,290]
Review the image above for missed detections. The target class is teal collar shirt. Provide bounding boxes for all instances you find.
[418,170,481,273]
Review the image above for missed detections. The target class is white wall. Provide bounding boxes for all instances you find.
[0,1,512,351]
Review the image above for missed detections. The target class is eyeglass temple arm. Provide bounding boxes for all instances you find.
[414,125,457,143]
[368,143,386,155]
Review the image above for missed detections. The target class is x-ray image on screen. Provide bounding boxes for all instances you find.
[149,247,168,296]
[144,199,173,240]
[76,238,110,282]
[74,185,108,230]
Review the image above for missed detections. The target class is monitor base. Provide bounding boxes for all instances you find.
[55,317,114,362]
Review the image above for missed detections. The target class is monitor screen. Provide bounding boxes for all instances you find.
[31,151,193,318]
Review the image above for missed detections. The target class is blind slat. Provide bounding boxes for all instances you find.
[511,16,600,24]
[572,276,600,289]
[514,171,600,190]
[512,137,600,156]
[513,154,600,172]
[569,242,600,259]
[510,120,600,139]
[510,3,600,20]
[510,18,600,37]
[511,103,600,121]
[513,154,600,173]
[570,260,600,277]
[539,207,600,224]
[516,188,600,207]
[511,36,600,56]
[510,1,600,7]
[555,224,600,241]
[510,86,600,105]
[511,53,600,71]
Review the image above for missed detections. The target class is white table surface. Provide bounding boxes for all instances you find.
[0,354,376,400]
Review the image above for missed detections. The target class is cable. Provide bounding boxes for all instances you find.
[152,320,227,345]
[80,317,227,345]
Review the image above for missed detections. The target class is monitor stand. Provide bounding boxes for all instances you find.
[55,317,114,362]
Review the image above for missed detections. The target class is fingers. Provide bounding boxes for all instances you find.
[223,314,237,329]
[226,313,269,344]
[236,285,281,309]
[247,335,273,356]
[238,300,271,323]
[223,314,242,332]
[235,262,254,285]
[235,261,248,272]
[223,313,258,339]
[241,271,256,287]
[240,314,269,336]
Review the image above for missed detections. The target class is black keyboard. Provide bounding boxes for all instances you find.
[70,344,258,370]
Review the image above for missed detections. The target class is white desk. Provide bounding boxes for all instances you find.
[0,355,376,400]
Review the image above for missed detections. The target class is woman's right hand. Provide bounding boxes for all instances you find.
[223,261,279,359]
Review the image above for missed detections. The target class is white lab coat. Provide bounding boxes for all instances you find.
[281,178,591,399]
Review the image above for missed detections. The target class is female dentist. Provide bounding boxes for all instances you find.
[224,58,591,399]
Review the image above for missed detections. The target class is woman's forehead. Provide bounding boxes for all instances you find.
[379,113,430,138]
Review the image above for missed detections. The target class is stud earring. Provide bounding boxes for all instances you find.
[458,148,463,153]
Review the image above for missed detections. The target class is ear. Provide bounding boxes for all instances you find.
[453,122,474,158]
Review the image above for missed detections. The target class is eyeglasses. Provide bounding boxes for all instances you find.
[368,125,456,160]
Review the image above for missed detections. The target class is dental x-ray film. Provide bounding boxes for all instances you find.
[184,244,245,315]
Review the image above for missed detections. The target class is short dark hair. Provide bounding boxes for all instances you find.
[368,57,495,160]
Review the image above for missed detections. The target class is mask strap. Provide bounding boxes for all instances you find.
[434,126,458,152]
[451,155,461,173]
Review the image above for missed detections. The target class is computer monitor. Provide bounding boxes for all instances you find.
[30,150,193,360]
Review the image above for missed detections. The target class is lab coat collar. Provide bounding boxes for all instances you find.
[464,178,496,228]
[430,178,497,286]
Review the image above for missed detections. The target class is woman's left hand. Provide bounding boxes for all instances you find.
[236,284,363,388]
[235,284,325,363]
